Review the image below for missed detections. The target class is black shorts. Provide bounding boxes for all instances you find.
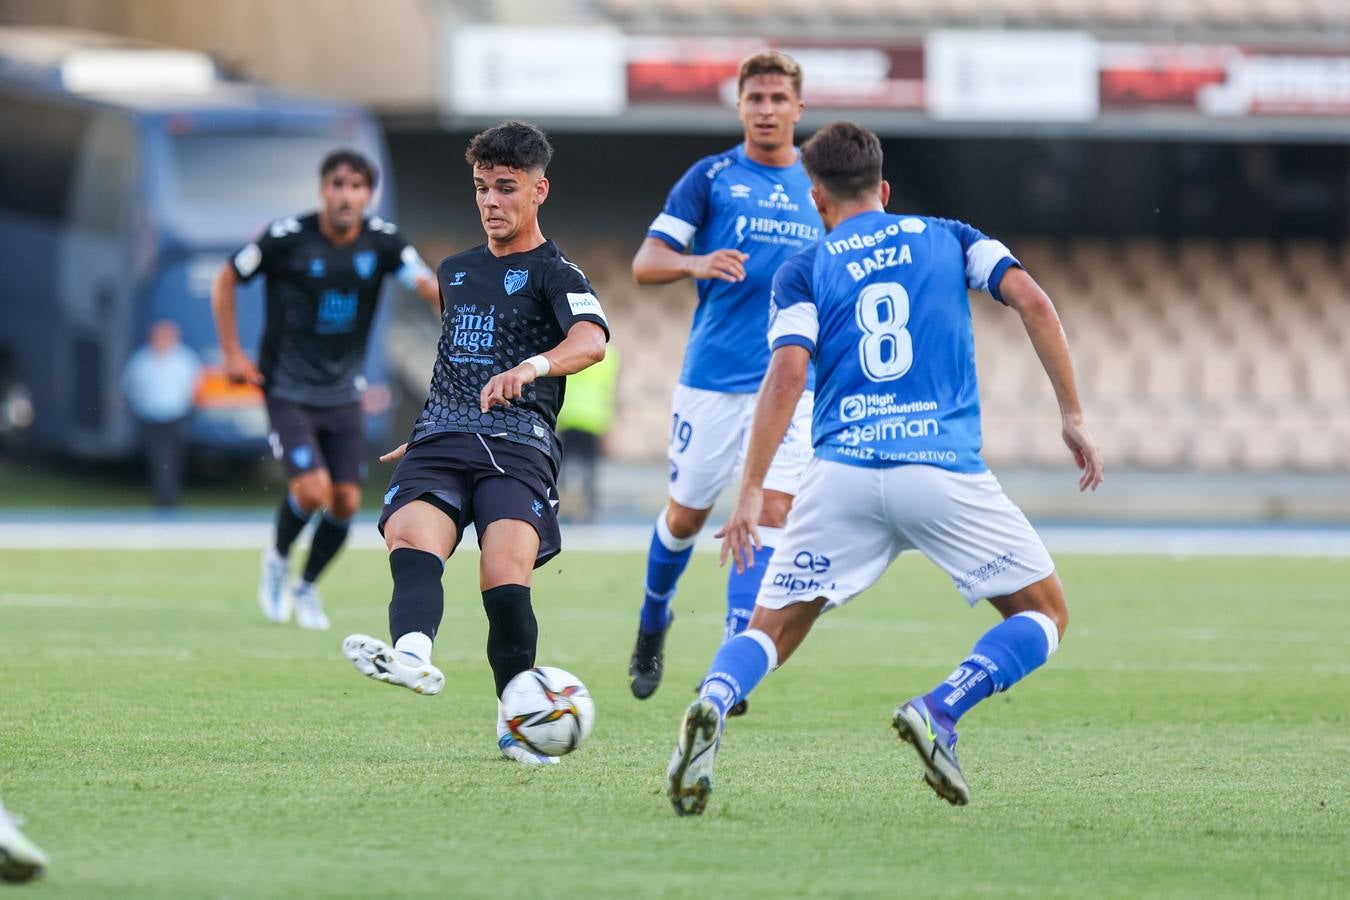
[377,432,561,569]
[265,394,366,484]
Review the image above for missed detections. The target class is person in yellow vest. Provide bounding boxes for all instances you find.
[556,344,620,523]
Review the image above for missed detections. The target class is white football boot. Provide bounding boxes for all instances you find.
[498,734,561,766]
[0,800,48,884]
[292,580,330,631]
[666,698,723,816]
[497,705,560,766]
[258,547,292,623]
[342,634,444,695]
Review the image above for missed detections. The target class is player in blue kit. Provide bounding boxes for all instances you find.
[666,122,1104,815]
[628,52,823,710]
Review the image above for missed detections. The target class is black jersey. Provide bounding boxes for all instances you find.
[230,213,429,406]
[409,240,610,469]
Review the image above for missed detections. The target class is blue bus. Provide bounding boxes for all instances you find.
[0,29,399,462]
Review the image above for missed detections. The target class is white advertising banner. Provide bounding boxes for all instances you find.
[448,25,626,116]
[926,30,1099,122]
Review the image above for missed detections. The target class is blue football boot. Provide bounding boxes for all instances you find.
[892,697,970,806]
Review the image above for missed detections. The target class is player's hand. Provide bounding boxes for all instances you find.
[1062,413,1104,492]
[691,249,749,283]
[716,487,765,574]
[223,350,263,386]
[480,363,537,412]
[380,443,408,463]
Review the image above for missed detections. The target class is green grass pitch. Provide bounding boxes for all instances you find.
[1,549,1346,898]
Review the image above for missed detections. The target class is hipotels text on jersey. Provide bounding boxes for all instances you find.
[734,215,820,246]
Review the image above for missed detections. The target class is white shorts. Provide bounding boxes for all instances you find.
[756,460,1055,610]
[667,384,814,511]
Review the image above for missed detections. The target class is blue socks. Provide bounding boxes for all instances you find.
[699,629,778,718]
[724,526,779,641]
[924,611,1061,727]
[638,510,696,634]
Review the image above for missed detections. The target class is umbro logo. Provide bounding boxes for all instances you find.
[729,183,752,199]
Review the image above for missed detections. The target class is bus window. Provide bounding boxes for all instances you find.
[162,131,381,219]
[69,111,136,237]
[0,92,91,225]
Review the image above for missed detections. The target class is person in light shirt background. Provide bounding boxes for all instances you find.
[120,320,202,508]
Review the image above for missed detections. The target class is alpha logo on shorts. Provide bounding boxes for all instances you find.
[503,268,529,295]
[792,551,831,575]
[353,250,377,279]
[384,483,399,505]
[531,499,544,517]
[290,445,314,470]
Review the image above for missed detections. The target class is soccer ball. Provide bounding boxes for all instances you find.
[501,666,595,757]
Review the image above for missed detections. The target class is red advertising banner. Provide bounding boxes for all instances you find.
[626,36,924,110]
[1101,42,1350,116]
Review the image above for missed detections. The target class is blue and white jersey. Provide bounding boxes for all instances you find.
[648,145,822,393]
[767,211,1020,473]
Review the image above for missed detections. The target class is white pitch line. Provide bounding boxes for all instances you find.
[0,519,1346,556]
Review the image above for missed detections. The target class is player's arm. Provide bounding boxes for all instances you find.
[393,240,441,315]
[718,345,809,572]
[633,158,747,285]
[209,263,263,386]
[412,271,440,312]
[479,322,607,413]
[631,236,748,285]
[1000,266,1104,491]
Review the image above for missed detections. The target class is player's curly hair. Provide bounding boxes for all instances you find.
[320,149,378,190]
[800,121,883,201]
[464,121,554,173]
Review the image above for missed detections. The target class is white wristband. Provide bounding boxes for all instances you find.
[524,355,551,377]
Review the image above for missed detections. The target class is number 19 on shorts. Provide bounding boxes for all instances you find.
[854,281,913,382]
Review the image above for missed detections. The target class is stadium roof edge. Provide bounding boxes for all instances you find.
[392,108,1350,145]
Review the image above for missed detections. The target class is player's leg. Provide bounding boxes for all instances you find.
[343,440,468,695]
[473,471,563,765]
[0,793,48,884]
[294,404,366,629]
[631,387,746,699]
[889,466,1060,806]
[260,396,327,623]
[724,391,813,648]
[669,460,895,815]
[342,499,454,695]
[282,467,334,627]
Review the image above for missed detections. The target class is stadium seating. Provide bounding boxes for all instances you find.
[589,0,1349,31]
[586,237,1350,472]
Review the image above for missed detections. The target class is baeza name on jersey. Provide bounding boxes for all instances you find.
[824,218,924,282]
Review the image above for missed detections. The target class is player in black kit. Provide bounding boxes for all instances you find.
[211,149,440,630]
[341,122,609,766]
